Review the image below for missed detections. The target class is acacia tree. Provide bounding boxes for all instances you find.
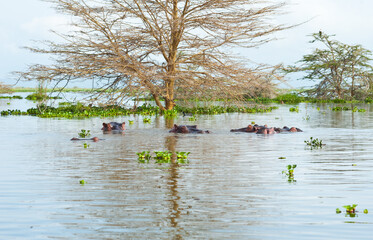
[18,0,290,110]
[286,32,373,99]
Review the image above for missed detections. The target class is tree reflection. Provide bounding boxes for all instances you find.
[165,133,185,238]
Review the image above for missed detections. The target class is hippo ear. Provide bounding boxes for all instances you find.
[102,123,107,130]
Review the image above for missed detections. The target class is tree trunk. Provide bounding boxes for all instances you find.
[152,93,166,111]
[164,0,179,111]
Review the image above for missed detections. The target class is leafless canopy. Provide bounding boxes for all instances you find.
[18,0,289,110]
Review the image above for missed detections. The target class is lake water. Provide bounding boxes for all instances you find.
[1,94,373,239]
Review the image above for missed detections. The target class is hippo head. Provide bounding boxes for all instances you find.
[169,124,179,133]
[247,125,253,132]
[118,122,125,130]
[102,123,112,131]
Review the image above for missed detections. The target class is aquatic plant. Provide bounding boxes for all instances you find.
[289,107,299,112]
[79,180,85,184]
[0,95,23,99]
[1,109,27,116]
[274,93,304,104]
[79,129,91,138]
[282,164,297,182]
[337,204,369,217]
[128,120,134,124]
[58,102,73,106]
[303,115,310,120]
[83,143,90,148]
[174,105,277,115]
[154,151,172,163]
[163,109,179,118]
[25,92,61,101]
[176,151,190,164]
[282,164,296,177]
[143,117,151,123]
[304,137,324,149]
[188,116,197,121]
[358,108,366,112]
[278,157,286,159]
[3,102,278,119]
[136,151,152,163]
[343,204,357,213]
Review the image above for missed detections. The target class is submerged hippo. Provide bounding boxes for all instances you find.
[231,124,302,134]
[256,127,276,134]
[169,124,210,134]
[102,122,125,132]
[274,126,303,133]
[230,124,268,133]
[71,137,102,142]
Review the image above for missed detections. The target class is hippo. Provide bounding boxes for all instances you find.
[256,127,276,134]
[102,122,125,132]
[231,124,302,134]
[169,124,210,134]
[231,124,268,133]
[230,124,256,133]
[274,126,303,133]
[71,137,102,142]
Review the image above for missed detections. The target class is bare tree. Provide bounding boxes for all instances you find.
[18,0,290,110]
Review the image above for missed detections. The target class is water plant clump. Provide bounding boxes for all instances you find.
[0,95,23,99]
[83,143,90,148]
[136,150,190,164]
[3,102,277,119]
[143,117,151,123]
[273,93,304,104]
[174,105,277,115]
[336,204,366,217]
[136,151,152,163]
[303,115,310,120]
[289,106,299,112]
[154,151,172,163]
[304,137,324,149]
[25,92,61,101]
[176,151,190,164]
[163,109,178,118]
[188,116,197,121]
[343,204,357,213]
[1,109,27,116]
[79,179,86,184]
[79,129,91,138]
[282,164,297,182]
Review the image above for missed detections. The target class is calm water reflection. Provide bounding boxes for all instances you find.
[1,96,373,239]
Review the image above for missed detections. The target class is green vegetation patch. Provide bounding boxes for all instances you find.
[0,95,23,99]
[1,102,277,118]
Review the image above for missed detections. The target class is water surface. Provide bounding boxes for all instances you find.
[1,96,373,239]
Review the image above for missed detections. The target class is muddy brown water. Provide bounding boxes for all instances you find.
[1,94,373,239]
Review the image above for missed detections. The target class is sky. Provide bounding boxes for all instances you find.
[1,0,373,89]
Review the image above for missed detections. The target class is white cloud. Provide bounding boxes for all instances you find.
[20,15,71,37]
